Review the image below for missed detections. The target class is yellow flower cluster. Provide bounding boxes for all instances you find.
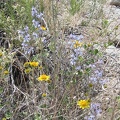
[24,61,39,67]
[23,61,39,74]
[77,99,90,109]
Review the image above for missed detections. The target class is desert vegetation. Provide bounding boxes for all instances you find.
[0,0,120,120]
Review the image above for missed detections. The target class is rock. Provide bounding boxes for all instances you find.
[110,0,120,7]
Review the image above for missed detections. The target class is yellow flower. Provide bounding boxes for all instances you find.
[4,70,9,75]
[38,74,50,81]
[42,93,47,97]
[89,83,93,87]
[0,52,3,57]
[74,41,83,48]
[77,99,90,109]
[41,26,46,31]
[29,62,39,67]
[24,62,30,67]
[24,68,31,74]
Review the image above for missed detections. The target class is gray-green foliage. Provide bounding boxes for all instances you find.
[0,0,34,33]
[69,0,84,15]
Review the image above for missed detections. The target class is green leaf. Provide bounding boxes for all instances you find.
[107,108,113,113]
[102,19,109,28]
[0,104,4,108]
[34,113,42,120]
[5,112,12,119]
[84,44,88,49]
[0,87,3,94]
[85,68,91,72]
[116,96,120,103]
[93,49,99,55]
[78,70,83,76]
[85,68,91,75]
[40,104,47,108]
[78,56,84,62]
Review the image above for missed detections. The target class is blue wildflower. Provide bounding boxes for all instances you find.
[32,19,40,28]
[24,26,29,32]
[32,32,38,39]
[31,7,38,17]
[36,13,43,19]
[24,34,31,42]
[69,34,84,41]
[90,103,102,116]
